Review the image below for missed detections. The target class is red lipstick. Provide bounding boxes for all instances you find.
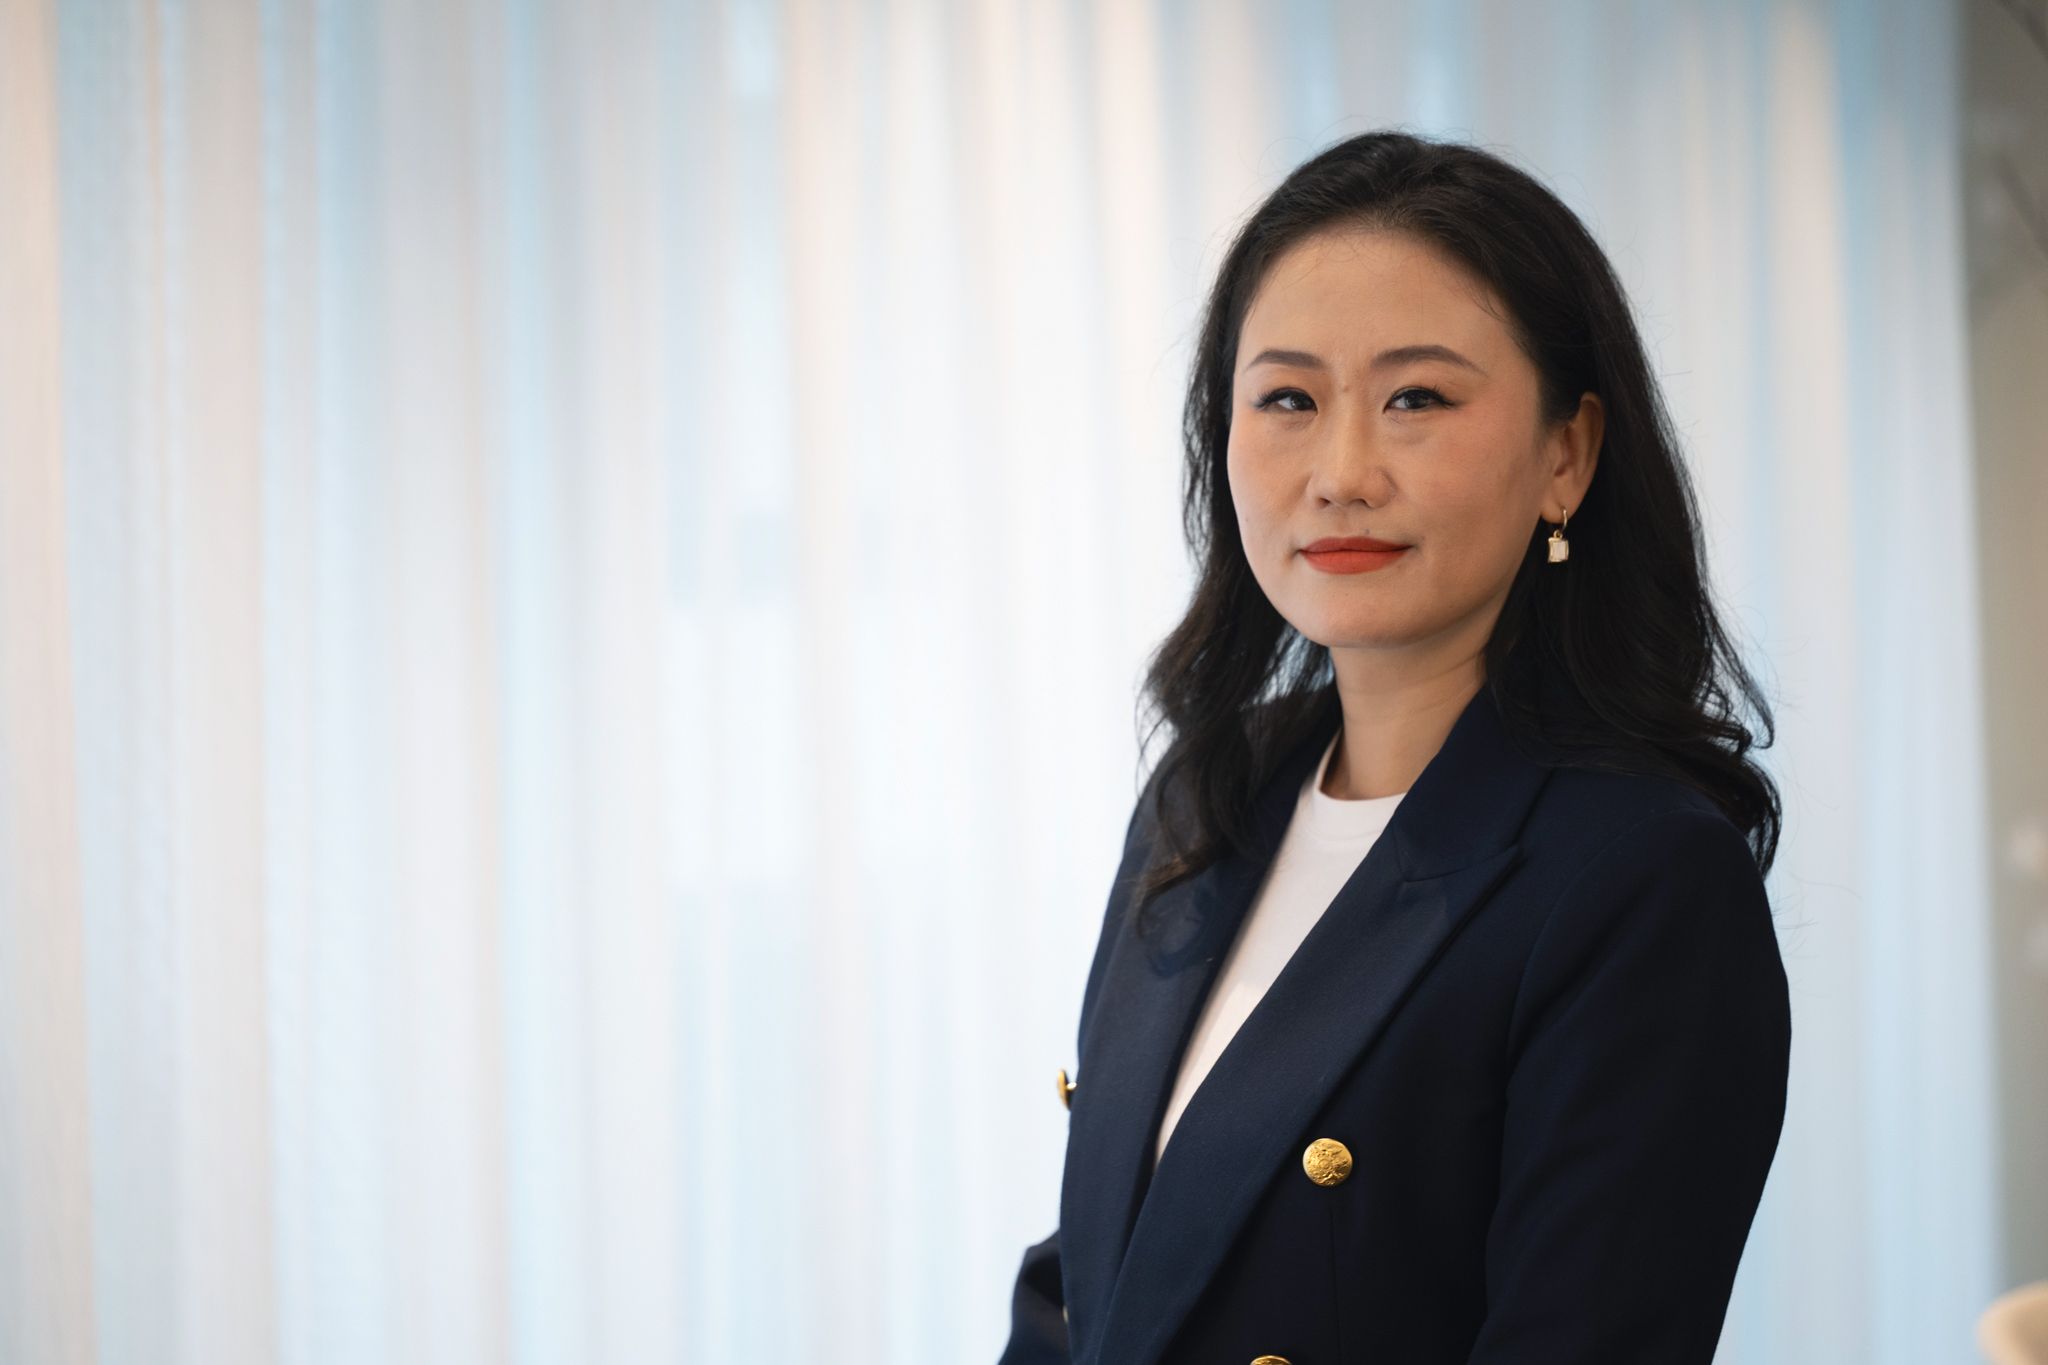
[1301,535,1411,574]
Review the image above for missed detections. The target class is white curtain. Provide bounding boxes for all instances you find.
[0,0,1995,1362]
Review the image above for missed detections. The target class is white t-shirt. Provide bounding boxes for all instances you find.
[1152,727,1406,1169]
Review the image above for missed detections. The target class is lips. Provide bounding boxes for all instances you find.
[1300,540,1410,575]
[1303,536,1409,552]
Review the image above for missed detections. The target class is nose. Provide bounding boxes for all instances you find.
[1305,404,1393,507]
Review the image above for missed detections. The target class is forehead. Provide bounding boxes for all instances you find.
[1239,229,1508,361]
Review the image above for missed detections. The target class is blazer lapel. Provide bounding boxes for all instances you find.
[1062,682,1553,1365]
[1058,698,1332,1358]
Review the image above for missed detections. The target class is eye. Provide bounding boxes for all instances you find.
[1251,385,1452,415]
[1252,387,1314,414]
[1390,385,1449,412]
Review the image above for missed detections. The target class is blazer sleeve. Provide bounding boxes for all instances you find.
[996,1227,1069,1365]
[1467,805,1793,1364]
[996,775,1158,1365]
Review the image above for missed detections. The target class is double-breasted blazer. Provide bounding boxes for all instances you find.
[999,680,1792,1365]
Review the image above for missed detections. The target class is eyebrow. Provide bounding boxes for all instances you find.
[1242,344,1487,377]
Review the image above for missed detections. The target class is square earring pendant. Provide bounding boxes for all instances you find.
[1547,535,1570,563]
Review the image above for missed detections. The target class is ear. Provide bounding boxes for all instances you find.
[1541,391,1604,519]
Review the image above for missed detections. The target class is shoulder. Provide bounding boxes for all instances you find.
[1501,768,1788,1057]
[1523,765,1755,883]
[1533,762,1724,829]
[1505,766,1777,985]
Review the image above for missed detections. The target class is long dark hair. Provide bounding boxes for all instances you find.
[1129,129,1780,934]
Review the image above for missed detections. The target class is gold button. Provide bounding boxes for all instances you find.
[1056,1067,1076,1110]
[1302,1136,1353,1186]
[1250,1356,1292,1365]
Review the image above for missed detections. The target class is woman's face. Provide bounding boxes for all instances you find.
[1226,228,1602,671]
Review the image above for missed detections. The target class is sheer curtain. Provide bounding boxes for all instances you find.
[0,0,1994,1362]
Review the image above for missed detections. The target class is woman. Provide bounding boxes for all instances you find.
[998,131,1792,1365]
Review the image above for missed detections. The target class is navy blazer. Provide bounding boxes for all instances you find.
[999,681,1792,1365]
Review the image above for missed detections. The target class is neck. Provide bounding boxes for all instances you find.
[1322,651,1486,801]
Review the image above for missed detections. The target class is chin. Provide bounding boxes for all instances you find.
[1288,609,1416,652]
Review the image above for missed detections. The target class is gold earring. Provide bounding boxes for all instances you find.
[1547,504,1570,563]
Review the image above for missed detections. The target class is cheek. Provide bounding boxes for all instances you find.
[1428,485,1535,586]
[1417,445,1525,529]
[1225,441,1279,542]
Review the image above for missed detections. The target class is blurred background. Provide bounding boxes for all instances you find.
[1,0,2043,1361]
